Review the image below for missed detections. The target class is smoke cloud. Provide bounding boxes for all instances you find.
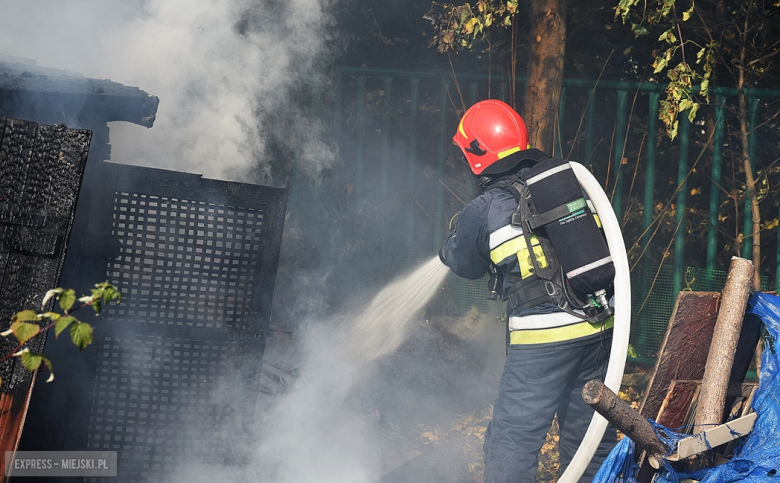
[2,3,506,482]
[0,0,339,183]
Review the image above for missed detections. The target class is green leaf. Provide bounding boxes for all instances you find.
[460,3,472,23]
[616,0,641,22]
[20,352,54,381]
[89,282,121,312]
[682,5,694,21]
[59,289,76,312]
[658,29,677,45]
[20,351,44,372]
[11,321,40,345]
[669,120,679,140]
[631,23,648,37]
[12,310,37,323]
[627,343,638,358]
[70,322,93,351]
[700,77,710,98]
[54,316,76,338]
[679,99,694,112]
[687,102,700,122]
[653,55,669,74]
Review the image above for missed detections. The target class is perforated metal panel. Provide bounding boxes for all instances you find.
[67,163,287,483]
[86,334,252,481]
[106,192,264,331]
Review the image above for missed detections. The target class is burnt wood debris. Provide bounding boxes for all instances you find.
[0,117,91,477]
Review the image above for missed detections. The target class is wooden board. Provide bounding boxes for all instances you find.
[639,292,721,420]
[655,380,759,431]
[666,412,757,462]
[656,380,701,430]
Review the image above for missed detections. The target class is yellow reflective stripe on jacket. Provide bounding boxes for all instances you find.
[509,317,614,345]
[490,234,549,279]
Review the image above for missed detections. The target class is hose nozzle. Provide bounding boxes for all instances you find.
[487,266,502,301]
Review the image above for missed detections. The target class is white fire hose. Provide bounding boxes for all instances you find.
[557,162,631,482]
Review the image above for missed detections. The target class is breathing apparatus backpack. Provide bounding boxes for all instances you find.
[496,157,615,323]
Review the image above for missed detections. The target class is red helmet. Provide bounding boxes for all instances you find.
[453,100,529,175]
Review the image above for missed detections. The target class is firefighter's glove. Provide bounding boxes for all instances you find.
[439,245,447,265]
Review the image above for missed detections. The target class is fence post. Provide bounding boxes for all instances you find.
[643,92,660,259]
[333,70,343,146]
[707,97,726,275]
[612,90,629,217]
[469,82,479,106]
[434,80,449,252]
[584,90,597,167]
[380,76,393,270]
[465,82,479,199]
[742,96,760,260]
[557,86,567,157]
[673,115,691,298]
[355,76,367,196]
[408,78,420,257]
[381,77,393,197]
[639,92,660,352]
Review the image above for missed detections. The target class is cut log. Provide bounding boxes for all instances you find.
[694,258,754,432]
[582,380,668,457]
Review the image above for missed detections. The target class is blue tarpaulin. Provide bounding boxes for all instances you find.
[593,291,780,482]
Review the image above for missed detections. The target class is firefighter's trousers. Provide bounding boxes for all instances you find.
[483,330,617,483]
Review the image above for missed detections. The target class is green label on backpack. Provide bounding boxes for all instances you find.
[567,198,586,213]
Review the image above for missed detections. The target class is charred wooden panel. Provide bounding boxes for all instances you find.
[639,292,721,420]
[656,380,701,430]
[0,118,90,477]
[0,119,37,226]
[639,291,763,421]
[655,380,760,431]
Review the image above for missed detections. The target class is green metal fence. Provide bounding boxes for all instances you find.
[322,66,780,356]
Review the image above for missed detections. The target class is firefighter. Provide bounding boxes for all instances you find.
[439,99,616,482]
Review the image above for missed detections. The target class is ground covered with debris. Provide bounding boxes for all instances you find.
[349,306,505,482]
[345,306,652,483]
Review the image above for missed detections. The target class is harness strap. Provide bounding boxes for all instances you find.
[525,198,587,231]
[506,277,551,312]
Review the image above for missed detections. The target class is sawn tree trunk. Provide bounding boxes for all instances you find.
[524,0,566,154]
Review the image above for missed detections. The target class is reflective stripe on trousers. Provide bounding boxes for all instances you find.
[508,316,615,345]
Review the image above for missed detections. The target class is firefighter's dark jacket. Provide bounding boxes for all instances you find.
[439,149,560,317]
